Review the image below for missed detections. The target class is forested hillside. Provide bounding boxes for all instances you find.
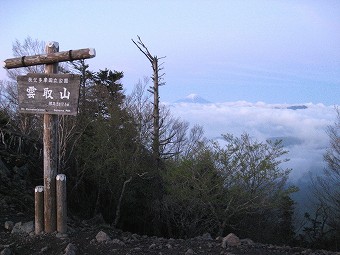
[0,38,339,251]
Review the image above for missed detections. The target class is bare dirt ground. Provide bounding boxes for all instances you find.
[1,206,339,255]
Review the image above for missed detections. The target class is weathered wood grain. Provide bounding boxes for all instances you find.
[3,47,95,69]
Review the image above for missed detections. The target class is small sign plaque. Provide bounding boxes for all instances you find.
[17,73,80,115]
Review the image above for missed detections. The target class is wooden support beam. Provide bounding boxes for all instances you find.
[34,186,44,235]
[43,41,59,233]
[56,174,67,234]
[3,47,96,69]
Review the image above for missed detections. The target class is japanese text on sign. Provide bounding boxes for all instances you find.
[17,73,80,115]
[28,76,69,84]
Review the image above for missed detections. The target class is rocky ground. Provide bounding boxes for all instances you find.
[1,206,340,255]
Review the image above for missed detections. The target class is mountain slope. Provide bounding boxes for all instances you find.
[175,94,211,104]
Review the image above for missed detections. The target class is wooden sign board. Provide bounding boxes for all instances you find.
[17,73,80,115]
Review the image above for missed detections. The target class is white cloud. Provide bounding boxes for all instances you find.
[168,101,338,180]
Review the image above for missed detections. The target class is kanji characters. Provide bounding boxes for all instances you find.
[43,88,54,99]
[27,76,70,84]
[26,86,37,98]
[60,87,70,99]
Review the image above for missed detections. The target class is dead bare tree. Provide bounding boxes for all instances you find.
[132,36,166,168]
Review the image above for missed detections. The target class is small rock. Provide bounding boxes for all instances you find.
[95,231,111,242]
[56,232,69,239]
[111,239,125,246]
[4,221,13,231]
[166,243,172,249]
[40,246,48,253]
[222,233,240,248]
[22,221,34,234]
[202,232,213,240]
[11,221,34,234]
[64,243,77,255]
[149,243,157,249]
[268,244,275,249]
[1,248,12,255]
[11,222,22,234]
[185,248,195,255]
[122,236,130,242]
[240,238,254,245]
[216,236,223,241]
[131,233,140,241]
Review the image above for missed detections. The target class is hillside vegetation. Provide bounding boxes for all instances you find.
[0,38,339,251]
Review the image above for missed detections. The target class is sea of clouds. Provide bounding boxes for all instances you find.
[168,101,338,181]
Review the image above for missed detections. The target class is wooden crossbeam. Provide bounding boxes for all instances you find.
[3,48,96,69]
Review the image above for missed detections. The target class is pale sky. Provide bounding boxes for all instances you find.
[1,0,339,105]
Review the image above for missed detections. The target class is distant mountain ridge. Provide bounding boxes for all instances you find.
[173,96,309,109]
[175,94,211,104]
[287,105,308,110]
[267,136,303,147]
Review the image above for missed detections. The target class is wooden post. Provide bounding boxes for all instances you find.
[56,174,67,234]
[34,186,44,234]
[44,41,59,233]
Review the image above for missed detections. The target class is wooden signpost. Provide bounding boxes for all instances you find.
[3,41,95,234]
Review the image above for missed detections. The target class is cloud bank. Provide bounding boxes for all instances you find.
[168,101,338,180]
